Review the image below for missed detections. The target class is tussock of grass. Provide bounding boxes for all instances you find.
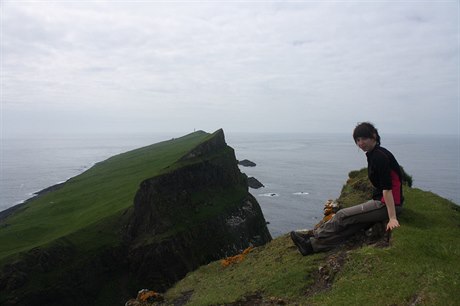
[165,173,460,306]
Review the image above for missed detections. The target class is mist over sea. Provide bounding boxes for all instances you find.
[1,132,459,237]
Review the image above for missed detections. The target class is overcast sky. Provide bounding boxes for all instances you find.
[1,1,459,137]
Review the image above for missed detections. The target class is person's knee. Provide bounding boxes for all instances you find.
[334,210,346,221]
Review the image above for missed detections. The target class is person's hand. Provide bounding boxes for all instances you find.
[386,218,400,231]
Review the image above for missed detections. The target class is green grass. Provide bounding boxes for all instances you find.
[165,234,324,305]
[164,174,460,305]
[0,130,210,261]
[309,188,460,306]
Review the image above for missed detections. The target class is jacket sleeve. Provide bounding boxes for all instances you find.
[374,150,392,190]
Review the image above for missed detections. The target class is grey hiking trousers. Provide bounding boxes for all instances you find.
[310,200,403,252]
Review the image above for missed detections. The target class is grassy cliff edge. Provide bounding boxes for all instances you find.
[0,131,211,263]
[161,170,460,306]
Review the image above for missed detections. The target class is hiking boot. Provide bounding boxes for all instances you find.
[290,231,314,256]
[294,230,314,240]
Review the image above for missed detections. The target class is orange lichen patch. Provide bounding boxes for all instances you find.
[220,247,253,267]
[242,247,253,255]
[314,200,340,229]
[137,289,162,302]
[322,213,334,222]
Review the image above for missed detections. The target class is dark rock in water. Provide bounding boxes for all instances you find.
[238,159,256,167]
[248,177,264,189]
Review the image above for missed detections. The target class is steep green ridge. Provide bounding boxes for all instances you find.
[0,130,210,261]
[163,170,460,305]
[1,129,272,306]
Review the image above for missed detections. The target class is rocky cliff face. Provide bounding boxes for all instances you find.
[0,129,271,305]
[127,193,270,291]
[125,129,271,291]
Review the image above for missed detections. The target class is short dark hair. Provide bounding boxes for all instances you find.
[353,122,381,145]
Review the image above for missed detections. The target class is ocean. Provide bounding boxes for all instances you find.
[1,132,459,237]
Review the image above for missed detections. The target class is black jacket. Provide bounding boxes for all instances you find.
[366,145,404,205]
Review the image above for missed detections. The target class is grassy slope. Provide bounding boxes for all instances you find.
[0,131,211,262]
[165,172,460,305]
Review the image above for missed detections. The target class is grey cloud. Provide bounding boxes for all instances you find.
[1,2,458,136]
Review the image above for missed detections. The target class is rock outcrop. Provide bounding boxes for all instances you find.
[125,130,271,291]
[247,177,264,189]
[238,159,256,167]
[125,131,271,290]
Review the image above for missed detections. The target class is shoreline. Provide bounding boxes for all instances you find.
[0,181,67,222]
[0,160,102,219]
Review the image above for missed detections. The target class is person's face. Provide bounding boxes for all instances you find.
[355,137,377,152]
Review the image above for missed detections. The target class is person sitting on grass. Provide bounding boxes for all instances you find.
[291,122,403,255]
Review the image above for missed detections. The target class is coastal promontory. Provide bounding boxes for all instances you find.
[0,129,271,305]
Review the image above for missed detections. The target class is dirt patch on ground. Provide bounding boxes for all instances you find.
[304,250,348,297]
[219,292,288,306]
[305,222,392,297]
[170,290,194,306]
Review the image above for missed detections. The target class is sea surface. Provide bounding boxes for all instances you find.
[1,132,459,237]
